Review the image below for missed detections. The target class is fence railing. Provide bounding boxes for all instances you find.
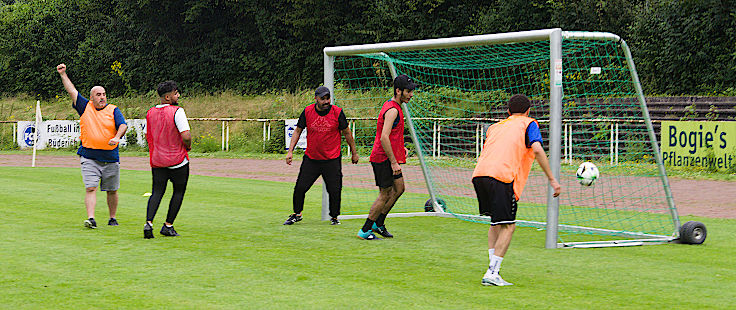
[180,117,659,165]
[1,117,664,164]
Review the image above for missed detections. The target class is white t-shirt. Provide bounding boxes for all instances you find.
[154,104,190,168]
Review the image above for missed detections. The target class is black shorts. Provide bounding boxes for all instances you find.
[371,160,403,188]
[472,176,517,225]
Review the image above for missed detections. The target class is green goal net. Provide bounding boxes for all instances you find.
[327,30,680,247]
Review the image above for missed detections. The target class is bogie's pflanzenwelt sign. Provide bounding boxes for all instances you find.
[661,121,735,171]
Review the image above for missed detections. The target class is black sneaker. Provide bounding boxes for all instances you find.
[372,224,394,238]
[283,213,302,225]
[144,222,154,239]
[108,218,119,226]
[330,218,341,225]
[160,224,180,236]
[84,218,97,229]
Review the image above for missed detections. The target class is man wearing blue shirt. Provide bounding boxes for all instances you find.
[472,94,561,286]
[57,63,128,229]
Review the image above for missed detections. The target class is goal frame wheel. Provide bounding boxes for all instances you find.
[678,221,707,244]
[424,198,446,212]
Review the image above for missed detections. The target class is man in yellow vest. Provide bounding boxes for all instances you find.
[57,64,128,229]
[472,94,561,286]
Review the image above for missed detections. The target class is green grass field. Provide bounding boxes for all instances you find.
[1,166,735,309]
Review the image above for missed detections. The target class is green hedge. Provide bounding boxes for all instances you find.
[1,0,734,98]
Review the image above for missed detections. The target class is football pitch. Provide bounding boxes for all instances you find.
[1,166,734,309]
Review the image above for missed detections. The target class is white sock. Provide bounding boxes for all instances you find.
[483,267,494,278]
[488,249,495,262]
[490,255,504,275]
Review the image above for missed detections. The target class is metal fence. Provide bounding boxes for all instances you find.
[195,117,643,165]
[0,117,672,164]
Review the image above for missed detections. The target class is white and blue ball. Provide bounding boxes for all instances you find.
[576,162,599,186]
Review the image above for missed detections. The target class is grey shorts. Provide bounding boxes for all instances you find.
[80,156,120,191]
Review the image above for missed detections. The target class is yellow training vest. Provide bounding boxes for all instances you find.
[472,115,538,200]
[80,102,118,150]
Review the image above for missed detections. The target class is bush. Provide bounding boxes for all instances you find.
[192,133,220,153]
[728,148,736,174]
[0,123,18,150]
[121,129,147,152]
[704,148,719,173]
[264,121,286,154]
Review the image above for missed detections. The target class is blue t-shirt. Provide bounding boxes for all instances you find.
[525,121,543,148]
[74,93,127,162]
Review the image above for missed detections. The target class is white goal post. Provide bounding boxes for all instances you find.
[322,28,682,248]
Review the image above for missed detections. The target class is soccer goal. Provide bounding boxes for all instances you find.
[323,28,697,248]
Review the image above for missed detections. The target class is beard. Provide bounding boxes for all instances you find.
[316,101,330,110]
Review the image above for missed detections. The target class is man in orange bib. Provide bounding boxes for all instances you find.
[57,63,128,229]
[472,94,561,286]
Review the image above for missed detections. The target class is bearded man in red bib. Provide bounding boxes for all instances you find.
[283,86,359,226]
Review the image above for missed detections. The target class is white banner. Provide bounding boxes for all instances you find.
[17,121,43,149]
[16,119,147,149]
[284,119,307,150]
[126,119,147,147]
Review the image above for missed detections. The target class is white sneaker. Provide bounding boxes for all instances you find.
[481,274,513,286]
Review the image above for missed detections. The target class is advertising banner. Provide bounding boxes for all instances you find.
[660,121,736,171]
[17,120,80,149]
[284,119,307,150]
[17,119,147,149]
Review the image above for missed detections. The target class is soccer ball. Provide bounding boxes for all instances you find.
[576,162,599,186]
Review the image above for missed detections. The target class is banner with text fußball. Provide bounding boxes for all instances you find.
[660,121,736,171]
[16,120,80,149]
[16,119,147,149]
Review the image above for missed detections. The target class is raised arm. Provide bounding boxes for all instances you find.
[56,64,78,105]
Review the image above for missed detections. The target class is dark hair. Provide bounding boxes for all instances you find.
[157,80,178,97]
[508,94,531,113]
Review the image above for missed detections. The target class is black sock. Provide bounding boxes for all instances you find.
[376,213,387,227]
[361,219,375,233]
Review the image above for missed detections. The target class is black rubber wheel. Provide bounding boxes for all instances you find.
[424,198,446,212]
[679,221,707,244]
